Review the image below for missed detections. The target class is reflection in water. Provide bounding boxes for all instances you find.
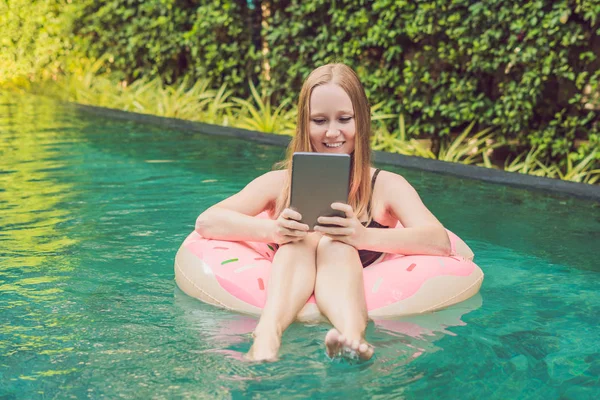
[173,287,483,365]
[0,94,81,381]
[0,100,77,270]
[172,288,483,398]
[372,293,483,363]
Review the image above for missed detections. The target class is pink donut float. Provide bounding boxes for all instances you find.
[174,213,484,321]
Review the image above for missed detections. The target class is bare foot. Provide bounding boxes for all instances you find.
[325,328,374,362]
[245,332,280,362]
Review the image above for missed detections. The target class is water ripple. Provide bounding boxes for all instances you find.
[1,93,599,399]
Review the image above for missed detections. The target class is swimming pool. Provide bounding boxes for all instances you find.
[1,94,599,399]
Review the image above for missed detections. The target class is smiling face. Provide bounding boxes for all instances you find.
[275,63,373,221]
[308,83,356,154]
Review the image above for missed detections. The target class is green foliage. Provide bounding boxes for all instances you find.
[437,123,500,165]
[0,0,78,85]
[232,81,296,135]
[504,147,551,176]
[371,114,435,158]
[34,56,116,104]
[504,144,600,181]
[264,0,600,160]
[551,149,600,183]
[72,0,260,96]
[372,117,502,166]
[35,57,235,125]
[201,84,236,126]
[125,78,214,119]
[2,0,599,185]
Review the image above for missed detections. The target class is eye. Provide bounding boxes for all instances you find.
[339,116,353,123]
[312,118,326,125]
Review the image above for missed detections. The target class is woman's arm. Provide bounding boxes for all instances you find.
[315,172,452,256]
[363,172,451,256]
[363,225,451,256]
[195,171,285,243]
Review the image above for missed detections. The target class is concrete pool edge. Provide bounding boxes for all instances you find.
[71,102,600,202]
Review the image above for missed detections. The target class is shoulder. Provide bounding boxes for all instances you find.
[248,169,287,193]
[374,170,424,212]
[374,169,442,227]
[375,169,415,194]
[260,169,288,184]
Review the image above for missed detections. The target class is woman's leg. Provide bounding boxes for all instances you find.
[246,233,320,361]
[314,236,374,360]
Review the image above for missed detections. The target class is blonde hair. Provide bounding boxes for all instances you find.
[272,63,373,222]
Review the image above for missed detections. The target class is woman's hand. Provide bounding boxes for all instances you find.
[314,203,369,249]
[270,208,310,245]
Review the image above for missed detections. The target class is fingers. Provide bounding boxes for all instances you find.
[275,229,306,245]
[274,209,309,245]
[282,219,309,232]
[281,208,302,222]
[316,203,355,226]
[316,216,347,227]
[315,215,353,236]
[279,209,309,229]
[279,227,308,237]
[330,202,354,218]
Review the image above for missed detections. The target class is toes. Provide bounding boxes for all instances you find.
[343,336,353,347]
[325,329,337,343]
[358,343,369,354]
[325,329,345,358]
[358,343,374,361]
[325,330,374,362]
[325,329,341,346]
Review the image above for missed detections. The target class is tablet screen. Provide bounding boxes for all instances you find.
[290,152,351,230]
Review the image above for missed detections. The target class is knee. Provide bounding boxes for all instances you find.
[316,235,357,259]
[279,232,321,252]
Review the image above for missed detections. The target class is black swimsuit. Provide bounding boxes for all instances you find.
[358,169,389,267]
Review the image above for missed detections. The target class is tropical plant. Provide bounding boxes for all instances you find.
[437,122,501,165]
[551,150,600,184]
[371,114,435,158]
[199,84,235,126]
[113,78,164,113]
[142,77,213,119]
[232,81,296,135]
[370,102,397,124]
[504,146,551,177]
[114,78,235,125]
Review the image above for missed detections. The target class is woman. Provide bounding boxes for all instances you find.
[195,63,456,362]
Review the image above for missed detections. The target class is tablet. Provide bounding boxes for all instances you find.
[290,152,351,230]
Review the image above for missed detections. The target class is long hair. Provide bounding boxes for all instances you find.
[271,63,373,222]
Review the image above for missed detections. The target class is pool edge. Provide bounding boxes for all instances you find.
[70,102,600,202]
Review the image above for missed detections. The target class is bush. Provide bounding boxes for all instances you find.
[264,0,600,164]
[0,0,78,85]
[2,0,598,180]
[73,0,261,96]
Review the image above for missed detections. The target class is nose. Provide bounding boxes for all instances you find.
[326,125,340,137]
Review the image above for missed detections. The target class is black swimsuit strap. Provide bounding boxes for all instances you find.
[366,168,382,217]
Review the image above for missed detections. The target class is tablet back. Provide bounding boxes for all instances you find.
[290,152,351,230]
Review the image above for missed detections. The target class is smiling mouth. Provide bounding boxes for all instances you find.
[324,142,344,148]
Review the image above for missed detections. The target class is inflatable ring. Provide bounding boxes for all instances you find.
[174,213,484,321]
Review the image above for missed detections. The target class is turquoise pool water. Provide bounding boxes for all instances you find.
[1,94,599,399]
